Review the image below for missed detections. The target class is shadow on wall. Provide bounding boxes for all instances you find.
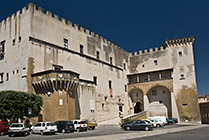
[74,89,81,119]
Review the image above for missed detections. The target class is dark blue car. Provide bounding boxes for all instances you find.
[55,121,74,133]
[122,120,153,131]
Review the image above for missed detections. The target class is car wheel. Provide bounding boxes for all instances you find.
[8,134,11,137]
[40,131,44,135]
[157,124,160,127]
[0,131,4,136]
[145,127,149,131]
[92,126,95,130]
[24,132,27,136]
[62,129,65,134]
[126,127,130,130]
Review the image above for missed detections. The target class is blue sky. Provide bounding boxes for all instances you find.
[0,0,208,95]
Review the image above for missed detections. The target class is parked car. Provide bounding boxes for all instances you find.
[31,122,57,135]
[121,120,136,127]
[167,118,175,125]
[55,121,74,133]
[149,119,164,127]
[0,121,9,136]
[172,118,178,123]
[142,119,157,128]
[8,123,30,137]
[72,120,88,132]
[122,120,153,131]
[148,116,167,126]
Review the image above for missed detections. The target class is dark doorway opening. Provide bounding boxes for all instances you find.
[38,114,43,122]
[134,102,142,113]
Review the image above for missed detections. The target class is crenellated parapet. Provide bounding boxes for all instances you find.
[129,45,167,57]
[163,36,194,47]
[0,3,128,54]
[26,3,127,53]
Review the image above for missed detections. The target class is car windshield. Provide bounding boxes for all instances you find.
[65,121,73,125]
[80,121,86,124]
[47,123,53,126]
[11,124,23,127]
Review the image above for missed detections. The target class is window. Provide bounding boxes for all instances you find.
[154,60,158,65]
[0,73,3,83]
[12,39,15,46]
[19,37,21,43]
[63,38,68,48]
[80,44,83,54]
[182,104,188,106]
[124,63,126,70]
[109,80,113,97]
[125,85,127,92]
[179,51,182,56]
[110,57,113,65]
[109,80,112,89]
[0,41,5,60]
[180,74,185,80]
[142,64,145,68]
[96,51,100,59]
[119,105,123,112]
[104,97,108,102]
[6,73,9,81]
[93,76,97,85]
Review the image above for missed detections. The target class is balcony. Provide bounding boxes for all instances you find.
[31,70,79,94]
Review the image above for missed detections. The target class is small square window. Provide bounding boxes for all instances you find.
[109,80,112,89]
[6,73,9,81]
[93,76,97,85]
[154,60,158,65]
[0,73,4,83]
[63,38,68,48]
[179,51,182,56]
[19,37,21,43]
[180,74,185,80]
[12,39,15,46]
[124,63,126,70]
[80,45,84,54]
[110,57,113,65]
[96,51,100,59]
[125,85,127,92]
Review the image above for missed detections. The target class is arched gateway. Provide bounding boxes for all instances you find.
[147,86,172,118]
[128,88,144,113]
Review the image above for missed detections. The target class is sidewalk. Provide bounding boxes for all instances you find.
[62,124,208,140]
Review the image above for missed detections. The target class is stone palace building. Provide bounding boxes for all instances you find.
[0,3,200,123]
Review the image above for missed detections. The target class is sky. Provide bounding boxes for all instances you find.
[0,0,208,95]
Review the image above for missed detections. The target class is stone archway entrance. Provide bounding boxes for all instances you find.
[147,86,172,118]
[128,88,144,114]
[134,102,142,113]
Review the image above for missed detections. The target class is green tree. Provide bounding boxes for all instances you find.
[0,90,42,121]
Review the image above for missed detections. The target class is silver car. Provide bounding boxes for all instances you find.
[31,122,57,135]
[8,123,30,137]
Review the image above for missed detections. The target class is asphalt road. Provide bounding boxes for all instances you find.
[0,124,208,140]
[128,125,209,140]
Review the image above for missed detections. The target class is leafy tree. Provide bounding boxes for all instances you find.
[0,90,42,121]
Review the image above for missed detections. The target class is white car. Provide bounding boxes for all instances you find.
[31,122,57,135]
[71,120,87,132]
[8,123,30,137]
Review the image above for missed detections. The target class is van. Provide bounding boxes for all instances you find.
[148,116,167,126]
